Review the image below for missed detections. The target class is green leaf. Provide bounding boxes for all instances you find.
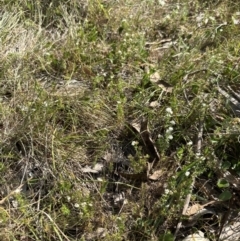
[221,161,231,170]
[217,178,229,188]
[159,232,174,241]
[219,190,232,201]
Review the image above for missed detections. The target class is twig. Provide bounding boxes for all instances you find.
[174,119,204,240]
[174,179,195,239]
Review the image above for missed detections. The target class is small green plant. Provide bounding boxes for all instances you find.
[128,141,149,172]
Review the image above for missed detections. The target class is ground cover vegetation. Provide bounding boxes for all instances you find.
[0,0,240,240]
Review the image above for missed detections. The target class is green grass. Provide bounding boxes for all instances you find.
[0,0,240,240]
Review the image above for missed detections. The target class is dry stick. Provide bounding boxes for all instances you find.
[174,119,204,240]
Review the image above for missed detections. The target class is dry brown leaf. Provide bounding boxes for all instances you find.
[157,80,173,93]
[185,200,217,216]
[82,162,103,173]
[130,119,141,133]
[148,170,164,181]
[82,166,98,173]
[185,204,203,216]
[103,152,112,162]
[149,101,160,108]
[150,72,160,83]
[149,72,173,93]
